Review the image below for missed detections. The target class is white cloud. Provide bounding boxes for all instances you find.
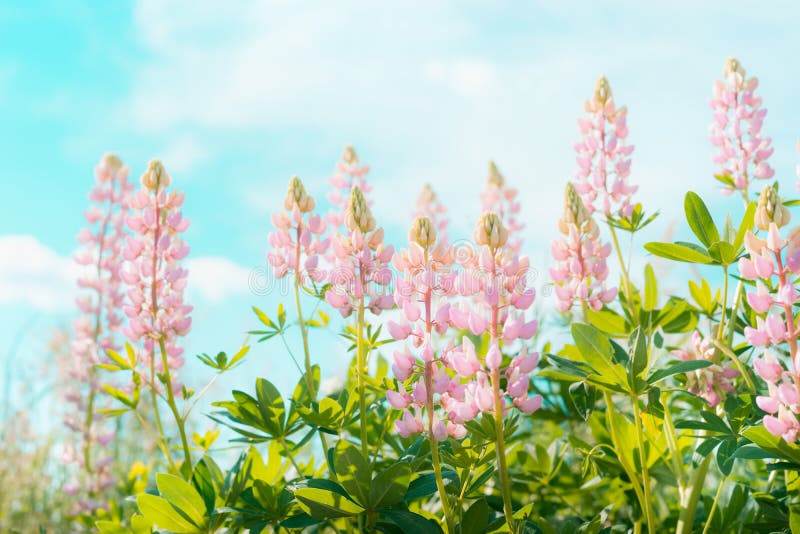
[186,256,253,302]
[0,235,77,311]
[0,235,251,310]
[158,135,209,174]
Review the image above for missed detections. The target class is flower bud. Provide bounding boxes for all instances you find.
[140,159,170,191]
[102,153,123,173]
[487,161,505,187]
[341,145,358,165]
[344,186,376,233]
[418,183,437,204]
[723,57,746,84]
[409,216,437,249]
[755,184,790,230]
[562,182,590,228]
[473,212,508,249]
[593,76,612,106]
[283,175,316,213]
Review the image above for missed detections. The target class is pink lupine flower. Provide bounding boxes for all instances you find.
[267,176,329,282]
[413,183,449,246]
[327,145,371,228]
[709,57,774,199]
[671,331,739,407]
[325,186,394,317]
[739,223,800,442]
[121,160,192,393]
[480,161,524,253]
[65,153,133,505]
[443,213,542,420]
[572,77,638,218]
[386,216,467,439]
[550,183,617,313]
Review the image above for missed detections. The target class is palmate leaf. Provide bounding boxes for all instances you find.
[742,426,800,465]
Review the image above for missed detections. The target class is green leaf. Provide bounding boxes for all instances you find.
[734,201,756,251]
[334,441,371,506]
[380,509,442,534]
[252,306,276,329]
[643,264,657,311]
[586,308,629,335]
[460,498,489,534]
[743,426,800,464]
[643,242,713,264]
[294,488,365,519]
[628,327,649,384]
[685,191,719,247]
[137,494,199,533]
[647,359,713,384]
[568,381,596,421]
[155,473,208,528]
[255,378,286,436]
[369,462,411,509]
[708,241,738,266]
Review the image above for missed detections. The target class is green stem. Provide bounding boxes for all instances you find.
[491,367,514,528]
[356,296,368,458]
[676,454,712,534]
[426,364,455,533]
[148,348,170,466]
[608,223,634,314]
[701,477,725,534]
[631,395,656,531]
[280,436,303,475]
[603,392,646,515]
[158,338,192,475]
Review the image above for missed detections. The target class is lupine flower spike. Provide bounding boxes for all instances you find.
[121,160,192,395]
[480,161,524,253]
[63,153,132,511]
[738,217,800,442]
[413,183,450,246]
[450,212,541,526]
[327,145,371,228]
[267,176,329,282]
[709,57,774,199]
[573,76,637,218]
[325,186,394,317]
[385,216,460,532]
[550,183,617,313]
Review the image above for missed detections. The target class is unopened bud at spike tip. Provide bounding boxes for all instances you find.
[724,57,746,80]
[487,161,505,187]
[140,159,170,191]
[474,212,508,248]
[283,175,316,213]
[341,145,358,165]
[755,184,790,231]
[101,153,123,172]
[409,216,437,249]
[344,185,376,233]
[593,76,612,106]
[563,182,590,228]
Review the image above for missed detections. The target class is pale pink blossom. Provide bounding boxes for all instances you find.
[671,331,739,407]
[121,160,192,394]
[572,77,638,218]
[709,58,774,198]
[64,153,133,505]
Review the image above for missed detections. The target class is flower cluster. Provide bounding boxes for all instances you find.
[267,176,329,282]
[385,217,464,438]
[121,160,192,391]
[386,214,541,438]
[572,76,637,218]
[550,183,617,312]
[671,331,739,407]
[738,222,800,442]
[480,161,524,253]
[709,57,774,198]
[327,145,371,228]
[324,186,394,317]
[63,153,133,509]
[413,183,449,246]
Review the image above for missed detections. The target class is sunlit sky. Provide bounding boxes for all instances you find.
[2,1,799,414]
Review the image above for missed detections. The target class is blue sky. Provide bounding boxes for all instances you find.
[2,1,800,416]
